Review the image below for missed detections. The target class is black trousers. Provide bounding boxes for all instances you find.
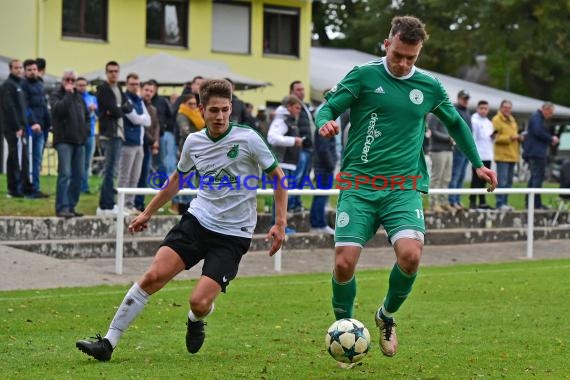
[5,131,34,196]
[470,160,492,205]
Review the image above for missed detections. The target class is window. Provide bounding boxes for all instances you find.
[263,6,300,57]
[62,0,108,40]
[146,0,189,47]
[212,1,251,54]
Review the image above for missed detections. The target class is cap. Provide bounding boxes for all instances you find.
[257,105,266,111]
[458,89,470,99]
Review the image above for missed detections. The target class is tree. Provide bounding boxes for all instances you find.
[311,0,570,106]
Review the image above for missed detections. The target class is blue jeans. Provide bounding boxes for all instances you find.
[526,157,547,208]
[159,131,177,176]
[81,135,95,192]
[99,138,122,210]
[289,149,312,210]
[309,169,334,228]
[448,149,468,205]
[55,143,85,213]
[31,130,45,193]
[496,161,515,207]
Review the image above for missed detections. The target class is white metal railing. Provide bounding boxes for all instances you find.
[114,187,570,274]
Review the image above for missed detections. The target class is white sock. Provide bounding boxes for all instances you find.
[378,306,394,320]
[188,303,215,322]
[104,282,149,348]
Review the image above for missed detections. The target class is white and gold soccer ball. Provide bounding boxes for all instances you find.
[325,318,371,364]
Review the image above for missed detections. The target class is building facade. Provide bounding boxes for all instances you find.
[0,0,312,108]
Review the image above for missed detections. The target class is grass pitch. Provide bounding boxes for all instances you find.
[1,260,569,379]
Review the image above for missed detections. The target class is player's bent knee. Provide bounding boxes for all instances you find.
[189,297,212,317]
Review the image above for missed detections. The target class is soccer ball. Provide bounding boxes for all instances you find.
[325,318,371,364]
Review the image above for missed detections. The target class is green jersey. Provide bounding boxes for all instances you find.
[316,58,482,193]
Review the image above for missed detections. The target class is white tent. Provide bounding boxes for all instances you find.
[82,52,270,90]
[310,47,570,122]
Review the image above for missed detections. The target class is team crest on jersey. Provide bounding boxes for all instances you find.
[409,89,424,105]
[227,144,239,159]
[337,211,350,227]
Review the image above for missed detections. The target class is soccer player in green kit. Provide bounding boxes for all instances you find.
[317,16,497,357]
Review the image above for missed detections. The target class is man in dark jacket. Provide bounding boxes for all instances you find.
[0,59,34,197]
[309,116,338,235]
[149,80,177,183]
[96,61,130,217]
[49,70,89,218]
[288,80,315,212]
[523,102,558,209]
[448,89,472,210]
[22,59,51,198]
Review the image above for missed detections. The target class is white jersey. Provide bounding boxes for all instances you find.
[177,124,278,238]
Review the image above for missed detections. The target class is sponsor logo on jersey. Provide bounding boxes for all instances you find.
[409,89,424,105]
[227,144,239,159]
[361,113,381,163]
[337,211,350,227]
[374,86,385,94]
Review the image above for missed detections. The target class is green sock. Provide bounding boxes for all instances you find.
[331,275,356,320]
[383,263,417,314]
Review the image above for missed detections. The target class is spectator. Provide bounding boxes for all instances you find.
[75,77,98,194]
[225,78,247,124]
[267,95,303,234]
[0,59,34,198]
[118,73,151,214]
[448,89,472,210]
[523,102,558,209]
[134,81,160,212]
[151,80,177,188]
[427,113,454,212]
[242,102,259,130]
[469,100,495,210]
[49,70,89,218]
[173,75,203,112]
[172,93,205,214]
[254,105,269,140]
[288,80,315,213]
[22,58,50,198]
[492,100,522,211]
[96,61,128,217]
[309,117,338,235]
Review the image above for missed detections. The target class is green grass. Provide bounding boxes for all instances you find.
[0,173,562,217]
[1,260,569,379]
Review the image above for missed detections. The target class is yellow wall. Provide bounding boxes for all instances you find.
[0,0,37,59]
[0,0,312,110]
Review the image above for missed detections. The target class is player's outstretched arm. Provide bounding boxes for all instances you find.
[475,166,498,192]
[129,171,181,233]
[266,166,287,256]
[319,120,340,138]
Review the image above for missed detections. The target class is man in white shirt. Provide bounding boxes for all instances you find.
[470,100,495,209]
[76,79,288,361]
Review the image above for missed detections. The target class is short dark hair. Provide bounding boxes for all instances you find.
[199,79,232,106]
[289,80,302,93]
[389,15,429,44]
[126,73,139,82]
[76,77,88,83]
[23,59,37,69]
[35,58,46,71]
[105,61,119,72]
[477,100,489,107]
[192,75,203,84]
[147,79,159,87]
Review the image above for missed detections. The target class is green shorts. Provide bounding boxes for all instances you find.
[334,190,425,246]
